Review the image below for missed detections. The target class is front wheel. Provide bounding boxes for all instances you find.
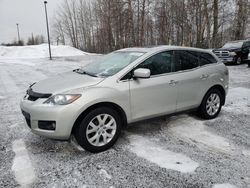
[199,89,223,119]
[235,57,242,65]
[74,107,122,153]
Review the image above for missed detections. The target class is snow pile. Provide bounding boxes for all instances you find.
[0,44,89,59]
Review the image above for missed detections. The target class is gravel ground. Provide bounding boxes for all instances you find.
[0,57,250,188]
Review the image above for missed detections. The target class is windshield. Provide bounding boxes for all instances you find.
[222,41,243,49]
[79,51,145,77]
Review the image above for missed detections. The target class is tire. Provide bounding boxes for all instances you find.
[235,57,242,65]
[199,89,223,119]
[74,107,122,153]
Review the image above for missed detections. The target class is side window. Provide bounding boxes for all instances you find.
[200,52,217,66]
[174,50,199,71]
[247,41,250,48]
[243,42,247,48]
[243,41,250,48]
[137,51,174,76]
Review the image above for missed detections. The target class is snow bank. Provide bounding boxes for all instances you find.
[0,44,89,59]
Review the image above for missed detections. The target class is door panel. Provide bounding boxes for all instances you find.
[129,51,178,121]
[129,75,178,121]
[174,50,205,111]
[174,68,206,111]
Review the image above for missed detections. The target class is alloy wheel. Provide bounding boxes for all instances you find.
[206,93,221,116]
[86,114,117,147]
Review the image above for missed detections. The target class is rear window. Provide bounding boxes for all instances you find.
[200,52,217,66]
[174,50,199,71]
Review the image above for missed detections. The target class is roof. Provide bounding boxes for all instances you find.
[117,45,213,54]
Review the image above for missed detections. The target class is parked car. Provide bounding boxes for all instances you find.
[213,40,250,65]
[20,46,229,153]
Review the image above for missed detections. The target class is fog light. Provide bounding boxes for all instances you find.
[38,121,56,130]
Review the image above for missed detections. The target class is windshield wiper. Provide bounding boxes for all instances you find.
[73,69,97,77]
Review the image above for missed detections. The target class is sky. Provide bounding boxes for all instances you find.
[0,0,64,44]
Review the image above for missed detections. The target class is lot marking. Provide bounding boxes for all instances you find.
[12,139,36,187]
[128,135,199,173]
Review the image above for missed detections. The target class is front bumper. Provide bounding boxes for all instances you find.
[20,98,81,140]
[218,57,234,64]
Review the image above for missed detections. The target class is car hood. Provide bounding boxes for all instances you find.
[213,47,241,52]
[31,71,105,94]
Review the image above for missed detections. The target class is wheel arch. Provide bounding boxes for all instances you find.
[204,85,226,105]
[71,102,128,134]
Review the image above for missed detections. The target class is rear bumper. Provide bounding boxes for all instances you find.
[20,99,82,140]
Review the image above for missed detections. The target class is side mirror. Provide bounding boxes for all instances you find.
[133,68,151,79]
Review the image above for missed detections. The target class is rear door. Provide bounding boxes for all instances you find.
[173,50,205,111]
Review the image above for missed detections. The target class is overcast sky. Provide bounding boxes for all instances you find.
[0,0,63,44]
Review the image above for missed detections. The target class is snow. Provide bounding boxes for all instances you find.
[98,169,112,181]
[128,135,199,173]
[242,150,250,158]
[0,95,6,99]
[213,184,237,188]
[0,44,90,59]
[70,136,85,151]
[0,67,20,93]
[168,115,234,153]
[224,87,250,114]
[12,139,36,187]
[0,45,249,187]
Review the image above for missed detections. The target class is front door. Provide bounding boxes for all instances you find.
[129,51,178,121]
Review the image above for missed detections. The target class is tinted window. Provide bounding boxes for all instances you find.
[243,42,248,48]
[137,51,174,76]
[174,50,199,71]
[200,52,217,66]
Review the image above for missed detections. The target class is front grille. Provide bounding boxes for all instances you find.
[214,51,230,58]
[26,88,52,102]
[27,95,39,101]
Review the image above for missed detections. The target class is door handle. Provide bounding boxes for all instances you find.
[169,80,178,86]
[200,74,209,80]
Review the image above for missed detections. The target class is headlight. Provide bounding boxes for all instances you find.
[43,94,81,105]
[229,52,236,56]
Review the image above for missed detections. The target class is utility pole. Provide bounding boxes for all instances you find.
[44,1,52,60]
[16,23,20,44]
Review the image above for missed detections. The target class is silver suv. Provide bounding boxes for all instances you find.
[20,46,229,152]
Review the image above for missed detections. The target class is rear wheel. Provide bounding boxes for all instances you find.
[74,107,122,153]
[199,89,223,119]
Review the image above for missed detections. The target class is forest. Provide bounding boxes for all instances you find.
[52,0,250,53]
